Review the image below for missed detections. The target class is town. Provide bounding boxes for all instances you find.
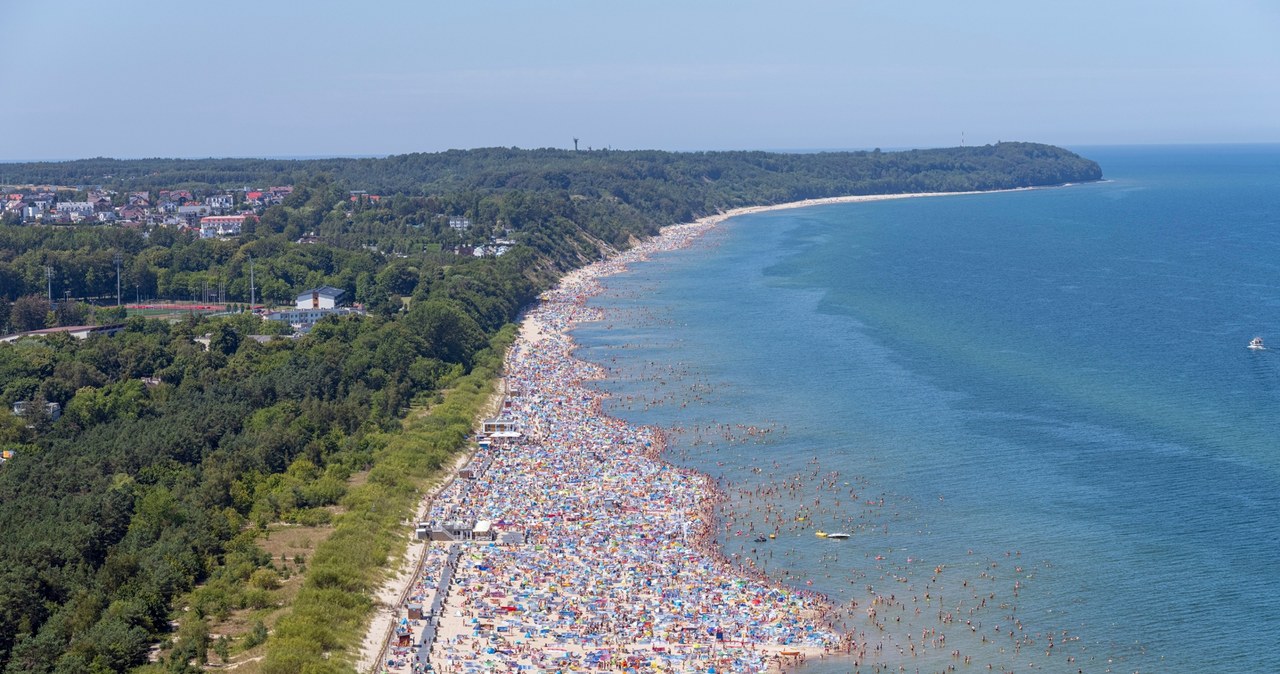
[0,182,521,338]
[2,185,516,255]
[4,185,292,238]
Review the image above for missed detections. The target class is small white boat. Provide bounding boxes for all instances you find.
[825,532,851,540]
[1248,336,1265,350]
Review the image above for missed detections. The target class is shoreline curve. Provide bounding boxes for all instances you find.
[360,186,1056,673]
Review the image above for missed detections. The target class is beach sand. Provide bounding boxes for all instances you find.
[359,190,1031,673]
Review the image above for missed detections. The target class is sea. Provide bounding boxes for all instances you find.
[571,145,1280,674]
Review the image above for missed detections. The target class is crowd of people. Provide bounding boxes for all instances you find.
[378,221,846,674]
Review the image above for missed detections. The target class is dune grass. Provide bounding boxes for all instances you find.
[258,325,515,674]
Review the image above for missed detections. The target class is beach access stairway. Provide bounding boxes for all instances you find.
[374,543,462,672]
[413,545,462,669]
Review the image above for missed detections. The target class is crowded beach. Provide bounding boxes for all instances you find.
[363,191,1078,674]
[359,205,869,674]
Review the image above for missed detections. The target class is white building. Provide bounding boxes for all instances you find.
[206,194,234,210]
[295,286,347,309]
[12,401,61,420]
[178,204,212,217]
[473,238,516,257]
[264,306,364,331]
[56,201,95,216]
[199,215,246,238]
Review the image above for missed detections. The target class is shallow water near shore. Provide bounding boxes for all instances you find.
[572,145,1280,674]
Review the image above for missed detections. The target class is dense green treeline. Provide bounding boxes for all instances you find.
[0,144,1101,207]
[0,298,509,671]
[0,220,532,673]
[0,142,1102,672]
[260,326,513,674]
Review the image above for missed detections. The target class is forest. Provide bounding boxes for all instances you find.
[1,143,1101,314]
[1,143,1101,217]
[0,143,1101,672]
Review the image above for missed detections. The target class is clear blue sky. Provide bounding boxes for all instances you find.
[3,0,1278,159]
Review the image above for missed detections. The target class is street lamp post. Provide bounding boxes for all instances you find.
[114,252,123,307]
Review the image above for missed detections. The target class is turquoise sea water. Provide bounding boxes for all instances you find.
[573,145,1280,674]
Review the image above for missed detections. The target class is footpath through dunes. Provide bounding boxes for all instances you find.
[366,215,858,674]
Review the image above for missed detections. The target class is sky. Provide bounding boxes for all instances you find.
[2,0,1279,160]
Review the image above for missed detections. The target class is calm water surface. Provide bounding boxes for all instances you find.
[573,145,1280,674]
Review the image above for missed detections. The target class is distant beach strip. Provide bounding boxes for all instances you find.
[368,189,1038,674]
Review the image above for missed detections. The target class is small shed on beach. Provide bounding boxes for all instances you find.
[482,417,518,435]
[428,520,481,541]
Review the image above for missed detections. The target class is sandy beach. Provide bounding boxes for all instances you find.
[360,190,1028,674]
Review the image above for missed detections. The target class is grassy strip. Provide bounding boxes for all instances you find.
[258,325,516,674]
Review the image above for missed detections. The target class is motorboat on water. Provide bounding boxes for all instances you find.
[826,532,851,540]
[1249,336,1265,350]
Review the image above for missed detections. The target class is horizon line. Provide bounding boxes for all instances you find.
[3,141,1279,164]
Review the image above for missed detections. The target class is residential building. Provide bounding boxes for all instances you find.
[206,194,234,210]
[160,189,193,203]
[11,401,62,421]
[472,238,516,257]
[199,214,246,238]
[177,204,212,217]
[56,201,95,217]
